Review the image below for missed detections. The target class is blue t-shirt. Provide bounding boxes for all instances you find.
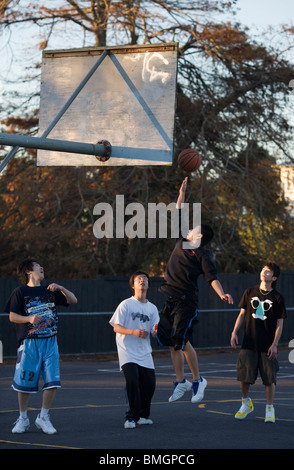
[5,285,68,347]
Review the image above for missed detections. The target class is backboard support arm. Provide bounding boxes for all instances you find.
[0,49,110,173]
[0,133,111,159]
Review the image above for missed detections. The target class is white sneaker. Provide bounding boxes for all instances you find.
[124,420,136,429]
[235,398,254,420]
[191,377,207,403]
[137,417,153,425]
[12,417,30,434]
[35,414,57,434]
[265,405,275,423]
[168,379,192,402]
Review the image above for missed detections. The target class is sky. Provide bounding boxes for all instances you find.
[230,0,294,28]
[2,1,294,68]
[1,0,294,114]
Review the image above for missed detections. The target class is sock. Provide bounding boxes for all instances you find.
[175,379,186,384]
[193,377,202,383]
[20,410,27,419]
[40,408,49,419]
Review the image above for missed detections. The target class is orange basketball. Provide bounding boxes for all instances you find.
[178,149,202,172]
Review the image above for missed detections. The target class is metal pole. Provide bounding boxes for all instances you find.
[0,133,109,157]
[0,49,109,173]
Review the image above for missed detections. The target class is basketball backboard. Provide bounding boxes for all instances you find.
[37,43,178,166]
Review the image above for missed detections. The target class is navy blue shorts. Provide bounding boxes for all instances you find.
[156,298,198,350]
[12,336,61,393]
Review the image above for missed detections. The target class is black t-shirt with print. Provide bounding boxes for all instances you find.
[5,285,68,347]
[238,284,287,352]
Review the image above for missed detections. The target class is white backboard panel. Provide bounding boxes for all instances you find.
[37,43,178,166]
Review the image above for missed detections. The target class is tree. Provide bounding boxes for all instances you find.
[1,0,294,278]
[205,142,294,272]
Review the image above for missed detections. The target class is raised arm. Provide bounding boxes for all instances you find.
[176,177,188,209]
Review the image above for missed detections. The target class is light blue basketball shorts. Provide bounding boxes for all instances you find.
[12,336,61,393]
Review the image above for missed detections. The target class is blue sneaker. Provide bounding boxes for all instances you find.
[191,376,207,403]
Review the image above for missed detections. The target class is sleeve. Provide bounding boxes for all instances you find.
[4,287,24,315]
[238,289,249,310]
[53,289,69,307]
[201,251,218,285]
[276,294,287,319]
[109,300,128,327]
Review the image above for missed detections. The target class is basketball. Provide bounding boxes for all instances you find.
[178,149,202,172]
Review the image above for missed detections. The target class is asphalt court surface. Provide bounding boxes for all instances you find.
[0,349,293,451]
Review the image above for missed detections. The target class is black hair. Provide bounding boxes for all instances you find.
[17,258,39,285]
[129,270,150,290]
[200,224,214,247]
[262,262,281,289]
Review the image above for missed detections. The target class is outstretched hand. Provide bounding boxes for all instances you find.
[179,177,188,194]
[176,177,188,208]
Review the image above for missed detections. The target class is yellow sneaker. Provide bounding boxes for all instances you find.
[265,405,275,423]
[235,398,254,420]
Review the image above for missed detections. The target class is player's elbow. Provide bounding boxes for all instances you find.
[68,295,78,305]
[9,312,16,323]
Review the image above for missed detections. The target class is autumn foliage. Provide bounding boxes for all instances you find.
[1,1,294,278]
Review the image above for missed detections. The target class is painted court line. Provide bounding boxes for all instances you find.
[0,439,82,450]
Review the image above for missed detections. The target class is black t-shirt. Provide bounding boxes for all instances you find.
[5,285,69,347]
[238,285,287,352]
[161,237,218,300]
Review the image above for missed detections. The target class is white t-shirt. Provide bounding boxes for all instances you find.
[109,296,159,370]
